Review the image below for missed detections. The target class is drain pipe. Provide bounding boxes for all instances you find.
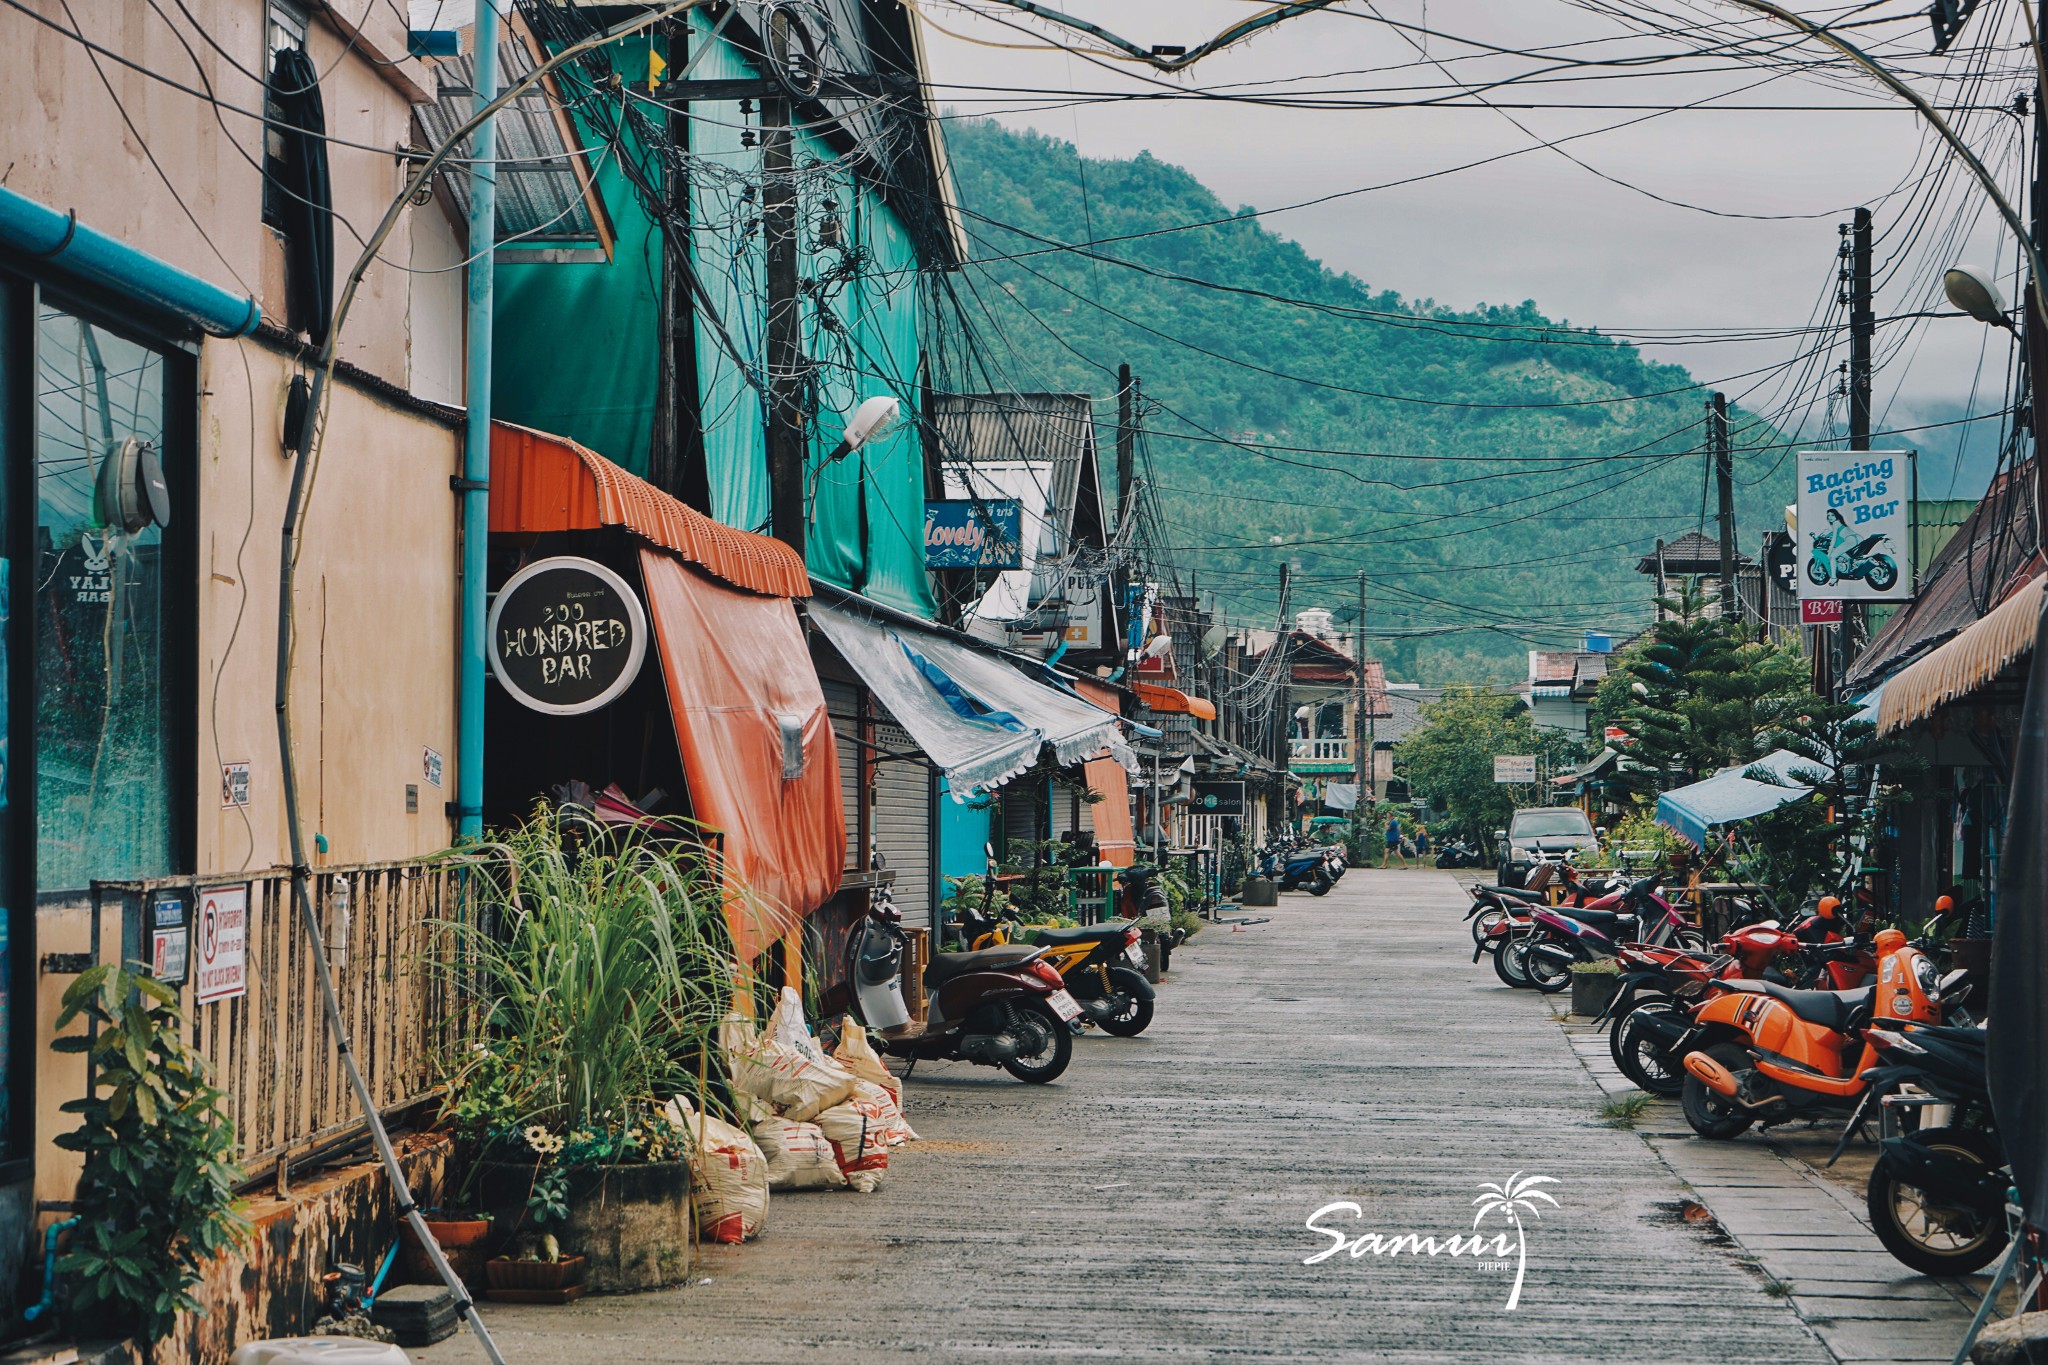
[23,1216,80,1322]
[454,0,500,841]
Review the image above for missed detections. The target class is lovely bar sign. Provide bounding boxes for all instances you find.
[924,499,1023,570]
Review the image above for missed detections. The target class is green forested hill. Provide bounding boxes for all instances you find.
[942,117,1795,684]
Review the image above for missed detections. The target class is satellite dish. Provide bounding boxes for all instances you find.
[95,437,170,533]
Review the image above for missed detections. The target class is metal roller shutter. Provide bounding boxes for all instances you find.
[872,719,935,929]
[822,680,861,868]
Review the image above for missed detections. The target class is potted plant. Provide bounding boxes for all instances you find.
[484,1164,588,1302]
[437,808,753,1294]
[1568,959,1622,1018]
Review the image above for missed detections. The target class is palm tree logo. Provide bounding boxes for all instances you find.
[1472,1172,1560,1310]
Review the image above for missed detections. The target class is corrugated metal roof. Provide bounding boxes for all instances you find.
[1846,461,2041,692]
[929,392,1102,548]
[1375,687,1445,745]
[419,38,600,244]
[1637,530,1754,574]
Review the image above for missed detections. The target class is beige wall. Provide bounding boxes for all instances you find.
[4,0,461,397]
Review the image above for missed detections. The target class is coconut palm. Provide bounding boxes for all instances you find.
[1472,1172,1561,1310]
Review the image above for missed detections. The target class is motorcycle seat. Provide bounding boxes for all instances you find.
[1475,885,1544,901]
[1031,923,1128,946]
[925,946,1038,986]
[1557,906,1635,931]
[1741,981,1874,1030]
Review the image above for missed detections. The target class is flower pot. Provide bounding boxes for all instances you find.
[477,1160,693,1294]
[486,1254,587,1295]
[1570,971,1620,1019]
[398,1212,493,1290]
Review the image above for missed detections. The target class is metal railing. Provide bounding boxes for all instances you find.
[91,859,482,1184]
[1289,737,1353,762]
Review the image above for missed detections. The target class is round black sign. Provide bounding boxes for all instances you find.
[487,556,648,715]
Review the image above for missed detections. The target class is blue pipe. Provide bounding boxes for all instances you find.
[0,186,259,338]
[456,0,501,842]
[23,1216,81,1322]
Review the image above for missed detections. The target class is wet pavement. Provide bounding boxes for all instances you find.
[420,869,1862,1363]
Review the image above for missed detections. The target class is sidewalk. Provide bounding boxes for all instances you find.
[1555,1003,1999,1365]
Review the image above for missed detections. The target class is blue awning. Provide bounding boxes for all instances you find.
[1654,749,1820,847]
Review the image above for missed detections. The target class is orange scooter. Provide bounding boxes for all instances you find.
[1676,928,1953,1140]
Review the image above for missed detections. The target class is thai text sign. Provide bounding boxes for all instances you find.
[488,557,648,715]
[1494,755,1537,783]
[924,500,1023,569]
[194,883,248,1005]
[1796,451,1913,603]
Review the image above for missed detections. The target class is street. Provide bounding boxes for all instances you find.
[421,871,1848,1364]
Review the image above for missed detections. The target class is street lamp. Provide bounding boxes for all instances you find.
[1944,264,2016,332]
[809,395,905,517]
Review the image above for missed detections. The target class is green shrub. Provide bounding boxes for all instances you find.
[52,964,249,1341]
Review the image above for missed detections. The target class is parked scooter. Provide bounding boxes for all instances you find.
[1675,929,1957,1138]
[1515,875,1710,993]
[1856,1024,2007,1275]
[1434,838,1482,870]
[1258,841,1334,896]
[839,880,1081,1084]
[956,903,1158,1036]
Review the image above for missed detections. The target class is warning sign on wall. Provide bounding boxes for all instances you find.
[194,884,249,1005]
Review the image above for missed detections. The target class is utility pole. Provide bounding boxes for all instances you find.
[2027,36,2048,540]
[1116,362,1135,526]
[1840,205,1874,680]
[1273,561,1293,827]
[652,18,706,506]
[1353,571,1369,805]
[763,93,806,552]
[1711,391,1735,616]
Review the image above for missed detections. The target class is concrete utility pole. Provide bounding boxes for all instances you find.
[652,17,705,505]
[1711,391,1734,614]
[2028,36,2048,539]
[1116,362,1135,525]
[764,92,806,552]
[1353,571,1369,804]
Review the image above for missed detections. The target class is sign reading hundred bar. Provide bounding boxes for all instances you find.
[488,556,648,714]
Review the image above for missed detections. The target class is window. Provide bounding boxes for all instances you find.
[262,0,311,232]
[33,305,179,890]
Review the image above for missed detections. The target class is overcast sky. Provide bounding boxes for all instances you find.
[916,0,2033,500]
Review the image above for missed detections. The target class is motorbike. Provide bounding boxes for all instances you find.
[1259,841,1335,896]
[956,903,1157,1037]
[1807,528,1900,593]
[838,880,1081,1084]
[1675,929,1954,1139]
[1515,875,1710,994]
[1464,863,1627,944]
[1434,838,1481,870]
[1854,1024,2007,1275]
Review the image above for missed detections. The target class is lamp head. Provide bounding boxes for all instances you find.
[842,395,903,450]
[1944,264,2014,329]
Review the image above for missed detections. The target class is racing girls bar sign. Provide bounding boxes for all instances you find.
[1796,450,1914,607]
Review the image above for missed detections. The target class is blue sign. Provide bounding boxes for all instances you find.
[924,499,1023,569]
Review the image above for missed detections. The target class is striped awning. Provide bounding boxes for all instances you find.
[1879,575,2045,735]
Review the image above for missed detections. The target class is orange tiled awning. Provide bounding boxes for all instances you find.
[491,422,809,598]
[1133,681,1218,722]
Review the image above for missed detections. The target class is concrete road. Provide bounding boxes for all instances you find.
[421,869,1833,1364]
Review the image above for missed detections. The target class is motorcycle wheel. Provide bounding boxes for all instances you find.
[1525,942,1572,994]
[1095,968,1155,1037]
[1807,558,1830,586]
[1001,999,1074,1083]
[1865,555,1899,593]
[1675,928,1711,954]
[1866,1127,2008,1276]
[1471,906,1507,946]
[1493,936,1533,988]
[1611,999,1686,1097]
[1306,872,1332,897]
[1680,1043,1757,1139]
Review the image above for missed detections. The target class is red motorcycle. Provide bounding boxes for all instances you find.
[834,878,1081,1084]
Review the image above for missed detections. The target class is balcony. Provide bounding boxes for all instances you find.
[1289,737,1353,764]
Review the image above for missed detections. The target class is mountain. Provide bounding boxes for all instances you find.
[941,118,1798,684]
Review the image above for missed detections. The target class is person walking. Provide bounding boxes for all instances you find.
[1382,812,1408,868]
[1413,822,1431,865]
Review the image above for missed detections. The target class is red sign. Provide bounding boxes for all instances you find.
[1802,598,1843,627]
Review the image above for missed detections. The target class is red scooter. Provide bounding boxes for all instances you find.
[834,877,1082,1084]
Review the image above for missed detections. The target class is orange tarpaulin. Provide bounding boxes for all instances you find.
[1074,679,1136,866]
[1133,681,1217,721]
[640,550,843,961]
